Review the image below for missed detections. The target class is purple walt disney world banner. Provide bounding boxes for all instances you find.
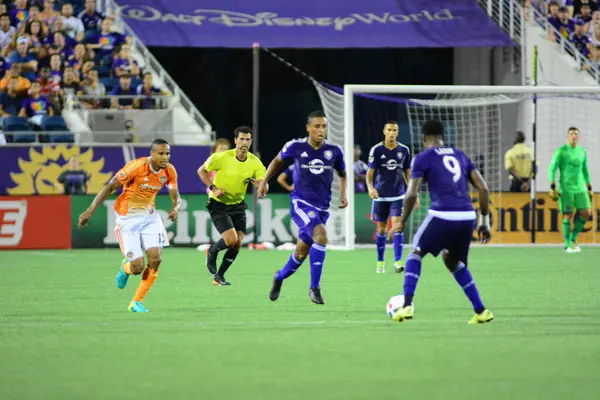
[118,0,512,48]
[0,145,211,195]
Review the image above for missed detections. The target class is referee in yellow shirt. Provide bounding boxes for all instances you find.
[504,131,533,192]
[198,126,267,285]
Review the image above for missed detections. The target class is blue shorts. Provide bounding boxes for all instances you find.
[291,199,330,246]
[371,199,403,222]
[412,213,476,264]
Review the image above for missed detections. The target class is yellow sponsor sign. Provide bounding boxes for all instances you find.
[477,192,599,244]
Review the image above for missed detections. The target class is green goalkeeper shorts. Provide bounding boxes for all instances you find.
[559,191,591,214]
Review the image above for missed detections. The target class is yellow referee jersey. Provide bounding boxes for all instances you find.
[504,143,533,180]
[203,149,267,205]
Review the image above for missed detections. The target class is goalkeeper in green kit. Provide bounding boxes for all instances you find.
[548,127,593,252]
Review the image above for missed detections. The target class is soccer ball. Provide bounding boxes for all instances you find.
[386,295,413,318]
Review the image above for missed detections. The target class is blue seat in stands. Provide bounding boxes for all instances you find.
[95,64,111,78]
[100,77,117,93]
[131,78,142,89]
[3,117,35,143]
[41,116,74,143]
[50,132,75,143]
[41,116,68,131]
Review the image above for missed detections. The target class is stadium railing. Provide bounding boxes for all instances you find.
[479,0,523,44]
[1,130,205,146]
[63,94,213,145]
[480,0,600,82]
[95,0,213,136]
[68,94,174,109]
[527,2,600,81]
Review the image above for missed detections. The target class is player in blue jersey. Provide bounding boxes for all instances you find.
[388,119,494,324]
[354,144,368,193]
[365,121,411,274]
[276,164,295,192]
[257,111,348,305]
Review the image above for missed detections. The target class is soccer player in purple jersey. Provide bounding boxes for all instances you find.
[388,119,494,324]
[257,111,348,305]
[276,164,294,192]
[354,144,368,193]
[366,121,411,274]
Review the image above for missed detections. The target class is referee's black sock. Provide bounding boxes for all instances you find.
[217,248,239,277]
[209,239,227,256]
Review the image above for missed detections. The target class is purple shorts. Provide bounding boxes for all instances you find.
[371,199,403,222]
[412,214,476,264]
[290,199,330,246]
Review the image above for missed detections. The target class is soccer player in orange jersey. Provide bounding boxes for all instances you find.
[78,139,180,312]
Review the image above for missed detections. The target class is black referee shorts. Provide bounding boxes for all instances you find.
[207,198,247,234]
[510,178,530,193]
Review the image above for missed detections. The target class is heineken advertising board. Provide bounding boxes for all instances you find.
[70,194,379,248]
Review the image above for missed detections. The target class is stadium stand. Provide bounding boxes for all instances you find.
[0,0,213,145]
[531,0,600,79]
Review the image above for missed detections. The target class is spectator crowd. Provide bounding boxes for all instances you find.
[0,0,167,143]
[537,0,600,69]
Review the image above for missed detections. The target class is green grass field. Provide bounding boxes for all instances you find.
[1,247,599,400]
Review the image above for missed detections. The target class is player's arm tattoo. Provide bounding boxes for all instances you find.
[470,169,490,217]
[400,178,421,224]
[365,168,375,191]
[262,154,284,183]
[169,188,181,212]
[87,177,123,213]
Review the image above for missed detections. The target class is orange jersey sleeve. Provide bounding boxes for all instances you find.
[165,163,178,190]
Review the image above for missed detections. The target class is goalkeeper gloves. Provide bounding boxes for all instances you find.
[588,184,593,200]
[549,184,560,201]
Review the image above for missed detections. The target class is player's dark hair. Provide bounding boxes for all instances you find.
[515,131,525,144]
[421,119,444,138]
[307,110,326,124]
[384,120,399,127]
[234,126,252,138]
[150,138,169,151]
[568,126,579,133]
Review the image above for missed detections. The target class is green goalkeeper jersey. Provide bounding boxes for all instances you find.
[548,144,590,192]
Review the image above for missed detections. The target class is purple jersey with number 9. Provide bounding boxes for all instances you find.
[410,147,475,212]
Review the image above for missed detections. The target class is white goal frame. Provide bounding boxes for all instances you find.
[342,84,600,251]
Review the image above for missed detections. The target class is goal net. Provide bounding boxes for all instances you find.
[314,84,600,249]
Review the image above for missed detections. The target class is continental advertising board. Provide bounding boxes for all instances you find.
[483,192,599,244]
